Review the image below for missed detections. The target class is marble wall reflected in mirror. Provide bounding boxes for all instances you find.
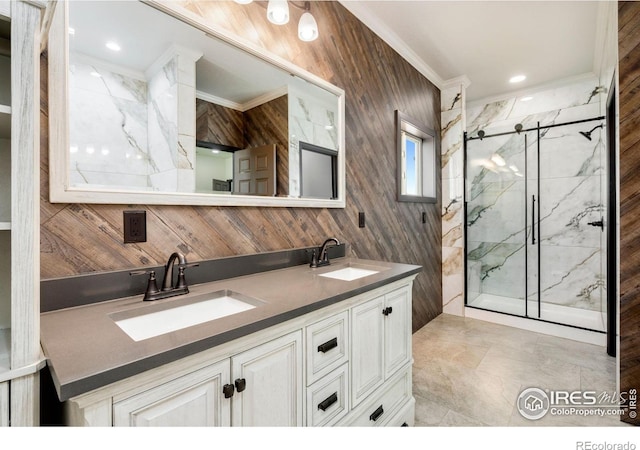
[49,0,345,207]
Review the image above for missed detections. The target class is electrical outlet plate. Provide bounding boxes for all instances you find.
[124,210,147,243]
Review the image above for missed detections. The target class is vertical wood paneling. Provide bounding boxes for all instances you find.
[0,381,8,426]
[40,1,442,332]
[11,0,41,426]
[619,1,640,426]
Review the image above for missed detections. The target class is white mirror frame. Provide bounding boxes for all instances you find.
[48,0,346,208]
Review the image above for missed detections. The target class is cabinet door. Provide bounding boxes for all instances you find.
[113,359,231,427]
[231,330,303,426]
[351,295,385,407]
[384,286,412,378]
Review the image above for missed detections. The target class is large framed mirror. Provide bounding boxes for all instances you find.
[48,0,345,208]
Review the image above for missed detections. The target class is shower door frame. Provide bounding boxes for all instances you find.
[463,116,606,333]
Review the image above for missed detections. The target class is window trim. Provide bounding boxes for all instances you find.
[395,110,438,203]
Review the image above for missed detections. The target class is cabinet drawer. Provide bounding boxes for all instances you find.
[343,365,412,427]
[306,311,349,385]
[306,363,349,427]
[384,396,415,427]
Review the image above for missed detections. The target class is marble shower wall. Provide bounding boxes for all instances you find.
[147,56,179,191]
[466,76,605,314]
[441,83,465,316]
[68,57,150,189]
[69,47,200,192]
[147,47,200,192]
[288,86,339,197]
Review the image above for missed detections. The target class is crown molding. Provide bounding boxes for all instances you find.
[339,0,444,89]
[196,85,288,112]
[441,75,471,91]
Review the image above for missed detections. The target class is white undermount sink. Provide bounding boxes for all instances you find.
[318,266,381,281]
[112,290,263,342]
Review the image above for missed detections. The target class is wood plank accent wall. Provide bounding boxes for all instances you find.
[195,99,246,149]
[196,95,289,196]
[619,1,640,426]
[39,1,442,332]
[244,95,289,197]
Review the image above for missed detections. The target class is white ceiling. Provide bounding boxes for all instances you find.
[341,1,603,102]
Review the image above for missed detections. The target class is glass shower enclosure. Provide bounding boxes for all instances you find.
[464,117,607,332]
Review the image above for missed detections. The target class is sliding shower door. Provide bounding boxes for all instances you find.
[465,130,528,316]
[534,122,605,331]
[465,119,606,332]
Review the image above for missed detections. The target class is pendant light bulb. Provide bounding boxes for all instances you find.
[298,11,318,41]
[267,0,290,25]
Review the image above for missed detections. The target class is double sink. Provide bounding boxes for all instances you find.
[112,262,385,342]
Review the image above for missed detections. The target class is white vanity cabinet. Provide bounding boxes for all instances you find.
[231,331,303,426]
[305,311,350,426]
[62,277,416,427]
[109,331,302,427]
[113,359,231,426]
[339,284,413,427]
[350,285,412,407]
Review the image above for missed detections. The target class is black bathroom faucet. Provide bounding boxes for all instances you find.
[310,238,340,268]
[130,252,199,301]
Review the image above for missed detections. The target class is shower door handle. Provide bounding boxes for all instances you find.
[587,218,604,230]
[531,195,536,245]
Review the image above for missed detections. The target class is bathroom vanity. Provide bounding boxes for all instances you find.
[40,255,421,427]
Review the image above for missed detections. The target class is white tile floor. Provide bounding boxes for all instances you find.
[412,314,625,426]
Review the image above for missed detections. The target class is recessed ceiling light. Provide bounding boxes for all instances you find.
[106,41,121,52]
[520,96,533,102]
[68,27,75,36]
[509,75,526,84]
[90,71,101,78]
[86,146,95,154]
[211,150,220,154]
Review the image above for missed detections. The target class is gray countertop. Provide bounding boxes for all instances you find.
[40,257,421,401]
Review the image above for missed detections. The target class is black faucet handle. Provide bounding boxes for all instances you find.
[175,262,198,290]
[309,249,319,268]
[130,270,161,301]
